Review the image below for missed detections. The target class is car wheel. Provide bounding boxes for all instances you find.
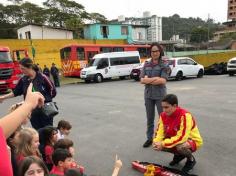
[94,74,103,83]
[229,72,234,76]
[175,71,183,81]
[197,69,204,78]
[85,79,91,83]
[134,77,140,81]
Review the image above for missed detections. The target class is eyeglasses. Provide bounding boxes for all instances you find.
[151,50,159,53]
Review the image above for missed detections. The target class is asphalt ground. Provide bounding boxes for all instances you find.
[0,75,236,176]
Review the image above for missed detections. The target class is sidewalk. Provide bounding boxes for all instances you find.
[60,76,83,85]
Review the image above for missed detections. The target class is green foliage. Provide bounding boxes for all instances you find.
[162,14,218,42]
[190,27,209,43]
[0,0,107,39]
[21,2,46,24]
[219,32,236,42]
[89,13,108,23]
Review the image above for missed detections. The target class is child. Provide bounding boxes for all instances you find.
[7,102,25,176]
[43,126,58,171]
[50,148,73,176]
[54,138,84,174]
[18,156,49,176]
[16,127,41,165]
[57,120,72,140]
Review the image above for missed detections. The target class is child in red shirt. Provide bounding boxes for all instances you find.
[43,126,58,171]
[50,148,73,176]
[16,128,41,165]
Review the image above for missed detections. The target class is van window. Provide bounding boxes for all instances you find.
[97,58,109,69]
[110,56,140,66]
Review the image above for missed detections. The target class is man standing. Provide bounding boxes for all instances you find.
[153,94,203,173]
[140,42,170,148]
[43,65,50,78]
[50,63,60,87]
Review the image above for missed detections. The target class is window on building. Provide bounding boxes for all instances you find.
[121,26,128,35]
[138,32,143,40]
[100,26,109,38]
[25,31,31,39]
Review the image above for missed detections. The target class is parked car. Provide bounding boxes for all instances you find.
[205,62,227,75]
[130,62,144,81]
[168,57,204,80]
[227,57,236,76]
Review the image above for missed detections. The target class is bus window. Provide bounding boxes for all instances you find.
[100,47,113,53]
[138,47,150,57]
[113,47,124,52]
[77,47,85,60]
[60,47,71,60]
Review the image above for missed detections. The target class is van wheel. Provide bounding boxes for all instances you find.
[94,74,103,83]
[119,76,126,80]
[229,72,234,76]
[197,69,204,78]
[175,71,183,81]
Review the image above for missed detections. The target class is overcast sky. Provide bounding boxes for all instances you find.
[2,0,228,23]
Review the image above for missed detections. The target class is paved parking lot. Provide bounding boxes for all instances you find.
[1,75,236,176]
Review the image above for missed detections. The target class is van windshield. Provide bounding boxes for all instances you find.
[0,51,12,63]
[89,58,100,67]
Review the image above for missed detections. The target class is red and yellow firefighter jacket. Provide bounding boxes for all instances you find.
[153,107,203,149]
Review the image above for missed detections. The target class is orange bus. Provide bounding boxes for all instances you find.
[60,44,150,77]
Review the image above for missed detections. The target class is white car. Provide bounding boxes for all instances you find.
[227,57,236,76]
[168,57,204,80]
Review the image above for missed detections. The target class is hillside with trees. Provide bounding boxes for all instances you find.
[162,14,221,43]
[0,1,222,41]
[0,0,107,38]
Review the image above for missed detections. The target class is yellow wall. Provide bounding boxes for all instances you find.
[191,51,236,67]
[0,39,126,68]
[1,39,236,68]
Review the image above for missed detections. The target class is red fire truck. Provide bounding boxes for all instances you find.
[0,46,28,93]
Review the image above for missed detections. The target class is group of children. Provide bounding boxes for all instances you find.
[5,102,122,176]
[6,102,85,176]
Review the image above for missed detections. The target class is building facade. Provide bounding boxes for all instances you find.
[83,23,133,43]
[17,24,73,39]
[115,12,162,42]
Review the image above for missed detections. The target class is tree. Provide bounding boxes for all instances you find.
[21,2,46,24]
[0,3,4,22]
[7,0,23,5]
[43,0,88,27]
[89,12,107,23]
[190,27,209,43]
[3,5,23,24]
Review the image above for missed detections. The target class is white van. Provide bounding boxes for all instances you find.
[80,51,140,83]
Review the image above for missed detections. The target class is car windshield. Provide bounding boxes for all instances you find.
[0,51,12,63]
